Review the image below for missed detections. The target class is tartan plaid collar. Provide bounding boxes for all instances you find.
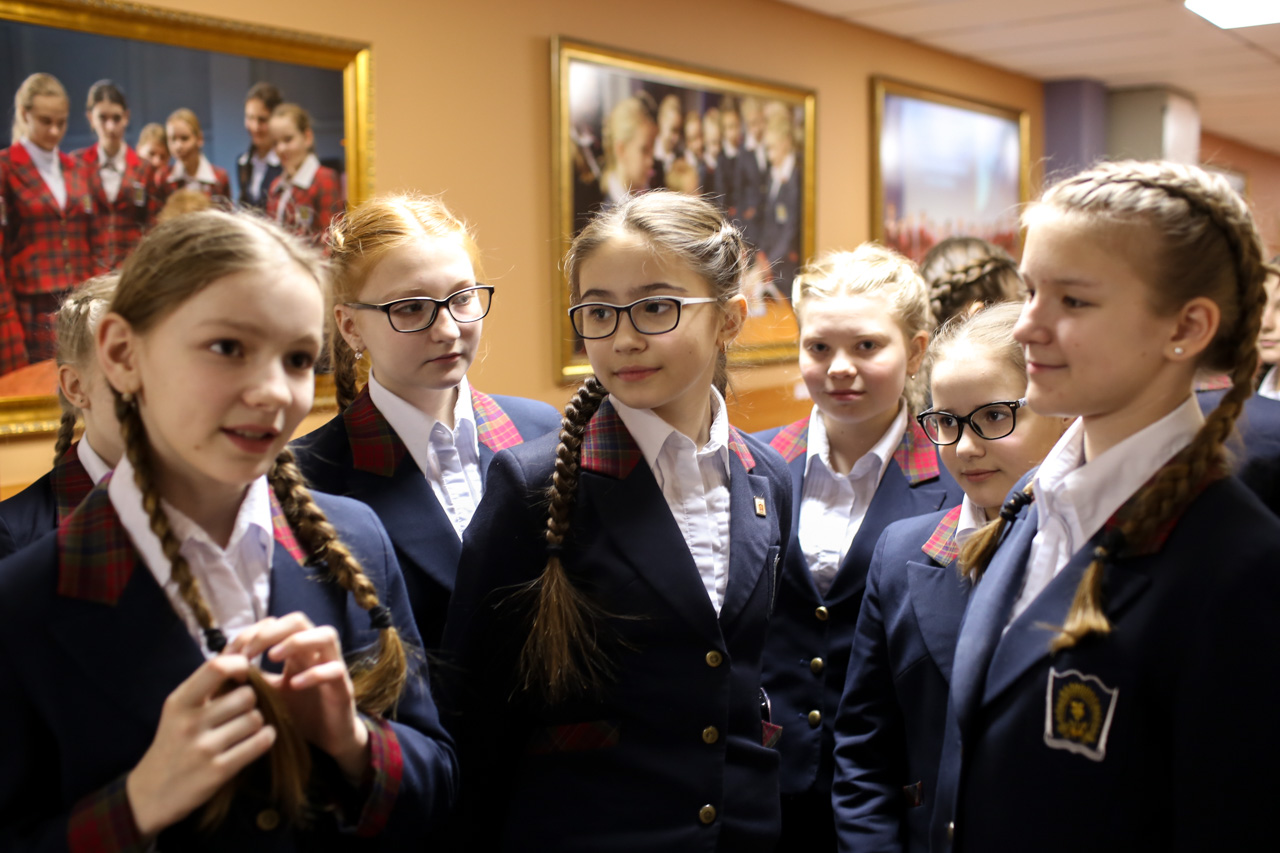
[51,443,95,523]
[582,397,755,479]
[345,383,526,476]
[8,139,74,171]
[58,478,306,604]
[768,415,938,485]
[921,504,964,566]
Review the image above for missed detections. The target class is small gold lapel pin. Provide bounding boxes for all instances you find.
[754,496,767,517]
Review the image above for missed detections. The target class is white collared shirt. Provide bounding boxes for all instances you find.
[77,437,112,484]
[1008,395,1204,624]
[275,154,321,224]
[954,493,988,551]
[109,456,274,656]
[96,143,127,203]
[1259,366,1279,401]
[799,404,907,594]
[248,148,280,199]
[768,152,796,202]
[20,138,66,209]
[368,373,482,539]
[168,154,218,190]
[611,388,733,614]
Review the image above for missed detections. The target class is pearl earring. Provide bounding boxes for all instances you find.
[354,349,364,361]
[1174,346,1185,356]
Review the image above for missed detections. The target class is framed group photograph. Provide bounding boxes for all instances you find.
[871,77,1029,264]
[552,37,816,381]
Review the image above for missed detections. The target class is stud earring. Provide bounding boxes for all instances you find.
[354,349,364,361]
[1174,346,1185,356]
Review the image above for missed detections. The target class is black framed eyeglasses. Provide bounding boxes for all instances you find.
[568,295,717,340]
[916,398,1028,446]
[345,285,494,333]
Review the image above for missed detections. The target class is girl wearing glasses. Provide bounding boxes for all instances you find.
[752,244,961,851]
[831,301,1067,853]
[439,191,793,851]
[291,193,559,648]
[930,162,1280,852]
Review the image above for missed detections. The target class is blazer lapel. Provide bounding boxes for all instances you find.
[357,461,462,590]
[472,387,527,478]
[949,505,1037,732]
[905,559,971,685]
[717,447,774,630]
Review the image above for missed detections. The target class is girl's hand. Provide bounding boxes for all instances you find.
[227,613,370,783]
[126,654,275,838]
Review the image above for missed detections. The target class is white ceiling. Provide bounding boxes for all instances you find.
[781,0,1280,156]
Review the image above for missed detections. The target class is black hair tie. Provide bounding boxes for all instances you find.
[204,627,228,654]
[545,542,564,557]
[1098,528,1127,559]
[368,605,394,631]
[999,490,1034,522]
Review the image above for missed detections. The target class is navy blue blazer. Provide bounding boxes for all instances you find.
[832,506,971,853]
[290,385,560,649]
[753,417,962,799]
[237,147,283,211]
[0,444,96,560]
[0,485,458,851]
[439,399,793,852]
[930,474,1280,853]
[1198,388,1280,514]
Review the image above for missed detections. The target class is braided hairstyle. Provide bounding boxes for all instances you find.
[52,275,118,462]
[960,161,1269,651]
[326,193,485,410]
[519,191,748,704]
[919,236,1022,329]
[109,209,412,826]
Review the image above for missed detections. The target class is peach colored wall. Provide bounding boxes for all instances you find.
[1201,131,1280,256]
[0,0,1044,494]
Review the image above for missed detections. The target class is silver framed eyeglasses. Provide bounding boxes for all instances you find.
[916,398,1028,446]
[568,295,717,340]
[345,285,494,333]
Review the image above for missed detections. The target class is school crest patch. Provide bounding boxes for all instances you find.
[1043,668,1118,762]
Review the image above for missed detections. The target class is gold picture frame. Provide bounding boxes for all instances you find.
[0,0,371,436]
[552,37,816,383]
[871,76,1030,264]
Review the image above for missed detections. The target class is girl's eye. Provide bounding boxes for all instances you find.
[640,299,675,316]
[981,408,1010,425]
[1063,295,1089,309]
[857,340,880,352]
[587,306,614,322]
[209,339,243,358]
[450,291,475,308]
[935,414,958,430]
[805,341,828,354]
[391,300,428,318]
[287,351,317,371]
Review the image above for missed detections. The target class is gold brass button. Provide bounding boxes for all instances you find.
[808,709,822,727]
[810,657,825,674]
[256,808,281,831]
[947,821,955,842]
[699,804,717,824]
[702,726,719,744]
[815,606,829,621]
[705,650,723,668]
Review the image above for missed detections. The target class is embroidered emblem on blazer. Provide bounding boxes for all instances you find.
[1043,668,1119,762]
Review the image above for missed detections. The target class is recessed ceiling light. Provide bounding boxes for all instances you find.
[1185,0,1280,29]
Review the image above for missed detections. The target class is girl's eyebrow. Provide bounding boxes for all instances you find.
[580,282,689,301]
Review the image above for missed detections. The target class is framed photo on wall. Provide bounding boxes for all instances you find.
[871,77,1029,264]
[552,37,816,382]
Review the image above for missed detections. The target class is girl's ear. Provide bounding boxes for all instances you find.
[1167,296,1220,362]
[96,312,143,397]
[334,303,365,354]
[304,128,315,151]
[905,329,930,376]
[58,364,87,409]
[717,294,749,349]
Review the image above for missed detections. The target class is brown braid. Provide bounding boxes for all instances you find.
[1029,162,1268,651]
[112,391,313,828]
[52,406,77,465]
[516,376,612,704]
[331,331,360,412]
[269,448,409,716]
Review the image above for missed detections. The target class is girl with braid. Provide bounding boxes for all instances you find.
[0,210,457,850]
[918,236,1022,330]
[0,274,121,559]
[291,193,559,649]
[440,191,793,851]
[930,161,1280,853]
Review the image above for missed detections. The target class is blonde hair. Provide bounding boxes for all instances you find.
[270,102,314,150]
[960,161,1269,652]
[11,72,68,144]
[111,210,411,827]
[156,188,213,224]
[601,96,655,188]
[792,244,933,412]
[523,191,748,704]
[136,122,167,152]
[919,236,1022,328]
[327,192,484,410]
[927,300,1024,380]
[52,275,118,462]
[165,108,202,138]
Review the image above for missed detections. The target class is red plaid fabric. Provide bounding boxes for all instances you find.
[768,416,810,463]
[265,165,344,248]
[57,478,137,604]
[159,163,232,206]
[66,775,146,853]
[352,714,404,837]
[581,398,644,479]
[343,385,408,477]
[727,426,756,471]
[472,388,526,453]
[1,144,97,360]
[0,157,30,374]
[524,720,622,756]
[1194,374,1232,392]
[921,505,963,566]
[74,146,158,274]
[269,490,307,564]
[893,420,942,485]
[52,443,96,523]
